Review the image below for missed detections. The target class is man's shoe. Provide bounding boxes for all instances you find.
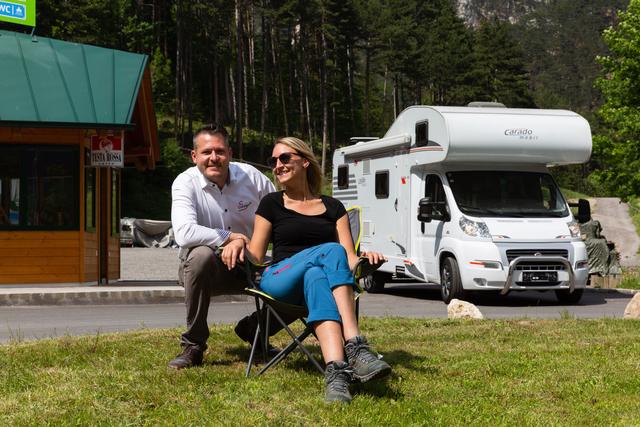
[167,346,204,370]
[324,361,353,403]
[345,336,391,383]
[234,315,255,343]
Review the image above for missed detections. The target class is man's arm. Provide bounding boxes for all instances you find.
[171,175,234,249]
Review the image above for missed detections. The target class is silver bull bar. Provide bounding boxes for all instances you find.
[502,256,575,295]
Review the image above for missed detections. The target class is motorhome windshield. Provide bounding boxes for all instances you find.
[446,171,569,218]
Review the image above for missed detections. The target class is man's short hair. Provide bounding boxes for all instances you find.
[193,123,230,150]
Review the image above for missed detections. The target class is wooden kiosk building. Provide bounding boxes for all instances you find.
[0,30,159,285]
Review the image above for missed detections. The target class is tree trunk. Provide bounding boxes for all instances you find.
[364,44,371,135]
[213,62,220,123]
[346,44,356,135]
[259,0,270,162]
[381,64,389,128]
[320,8,329,176]
[235,0,244,159]
[271,25,289,135]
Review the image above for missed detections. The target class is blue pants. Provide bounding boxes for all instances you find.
[259,242,354,324]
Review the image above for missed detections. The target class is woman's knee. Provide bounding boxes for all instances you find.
[321,242,346,256]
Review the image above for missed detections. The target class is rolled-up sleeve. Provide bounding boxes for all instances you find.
[171,175,230,249]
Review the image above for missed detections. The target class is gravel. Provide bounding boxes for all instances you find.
[120,247,180,281]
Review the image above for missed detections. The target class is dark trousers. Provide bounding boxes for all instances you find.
[178,246,293,351]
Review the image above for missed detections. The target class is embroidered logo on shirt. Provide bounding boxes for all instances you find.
[237,200,252,212]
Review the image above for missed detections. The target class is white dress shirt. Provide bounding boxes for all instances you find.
[171,163,275,258]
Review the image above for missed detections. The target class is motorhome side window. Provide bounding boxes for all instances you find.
[337,165,349,189]
[375,170,389,199]
[415,120,429,147]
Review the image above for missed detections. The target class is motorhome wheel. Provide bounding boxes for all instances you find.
[363,271,390,293]
[555,288,584,304]
[440,257,466,303]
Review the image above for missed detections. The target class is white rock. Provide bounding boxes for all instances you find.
[447,298,484,320]
[623,293,640,319]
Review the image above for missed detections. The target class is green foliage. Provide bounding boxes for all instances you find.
[469,19,534,107]
[150,48,174,115]
[2,319,640,424]
[592,0,640,198]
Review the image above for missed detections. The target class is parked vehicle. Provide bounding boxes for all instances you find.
[332,105,592,303]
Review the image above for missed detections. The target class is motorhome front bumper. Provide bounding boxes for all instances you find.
[502,256,575,295]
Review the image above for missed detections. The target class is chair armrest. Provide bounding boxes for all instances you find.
[352,256,378,281]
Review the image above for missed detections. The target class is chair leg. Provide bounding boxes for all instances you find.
[255,306,325,376]
[246,321,261,377]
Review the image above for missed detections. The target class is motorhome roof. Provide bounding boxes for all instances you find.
[337,105,592,166]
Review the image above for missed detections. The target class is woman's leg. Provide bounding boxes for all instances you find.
[331,285,360,341]
[313,320,345,363]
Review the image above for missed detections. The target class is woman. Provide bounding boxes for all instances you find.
[222,137,391,403]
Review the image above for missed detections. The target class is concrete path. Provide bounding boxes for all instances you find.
[591,197,640,267]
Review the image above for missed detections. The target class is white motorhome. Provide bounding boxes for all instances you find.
[332,105,592,303]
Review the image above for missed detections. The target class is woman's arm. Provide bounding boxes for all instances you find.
[336,214,360,269]
[221,215,272,269]
[246,215,272,265]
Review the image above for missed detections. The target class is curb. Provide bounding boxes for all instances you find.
[587,287,640,295]
[0,286,250,307]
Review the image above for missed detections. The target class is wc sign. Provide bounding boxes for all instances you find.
[0,0,35,27]
[91,135,124,168]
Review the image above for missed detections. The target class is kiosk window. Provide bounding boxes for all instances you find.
[0,145,79,230]
[337,165,349,189]
[375,170,389,199]
[111,170,120,236]
[85,165,96,232]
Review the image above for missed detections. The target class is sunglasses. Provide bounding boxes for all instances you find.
[267,152,302,168]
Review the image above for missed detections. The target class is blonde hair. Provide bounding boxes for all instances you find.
[274,137,323,196]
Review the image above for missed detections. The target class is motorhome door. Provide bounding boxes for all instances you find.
[413,172,449,282]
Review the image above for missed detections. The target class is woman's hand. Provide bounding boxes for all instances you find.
[360,250,387,270]
[221,238,245,270]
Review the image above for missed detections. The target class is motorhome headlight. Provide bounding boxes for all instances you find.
[459,216,491,238]
[566,220,581,238]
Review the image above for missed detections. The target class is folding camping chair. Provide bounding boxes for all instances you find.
[243,205,373,377]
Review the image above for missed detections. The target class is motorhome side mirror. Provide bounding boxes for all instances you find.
[577,198,591,223]
[418,197,433,223]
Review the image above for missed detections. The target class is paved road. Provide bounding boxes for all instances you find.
[0,284,632,343]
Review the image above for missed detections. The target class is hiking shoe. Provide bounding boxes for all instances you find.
[167,346,203,370]
[345,336,391,383]
[324,361,353,403]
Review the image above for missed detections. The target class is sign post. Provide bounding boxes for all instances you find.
[91,135,124,168]
[0,0,35,27]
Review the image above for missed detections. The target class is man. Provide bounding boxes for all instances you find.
[169,123,275,369]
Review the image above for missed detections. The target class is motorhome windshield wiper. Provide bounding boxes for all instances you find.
[457,205,504,216]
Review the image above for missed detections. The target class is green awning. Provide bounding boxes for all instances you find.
[0,30,148,128]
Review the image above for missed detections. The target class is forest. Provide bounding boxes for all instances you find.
[2,0,639,218]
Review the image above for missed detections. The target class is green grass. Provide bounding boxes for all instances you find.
[2,318,640,426]
[561,188,591,201]
[620,268,640,290]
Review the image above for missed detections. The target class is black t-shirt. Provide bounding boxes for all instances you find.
[255,191,347,263]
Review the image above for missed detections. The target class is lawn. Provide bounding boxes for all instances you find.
[1,318,639,426]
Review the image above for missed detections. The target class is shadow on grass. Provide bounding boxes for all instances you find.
[225,344,325,374]
[381,282,616,308]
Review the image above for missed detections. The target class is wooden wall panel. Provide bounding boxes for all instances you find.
[83,232,98,281]
[108,237,120,280]
[0,231,81,284]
